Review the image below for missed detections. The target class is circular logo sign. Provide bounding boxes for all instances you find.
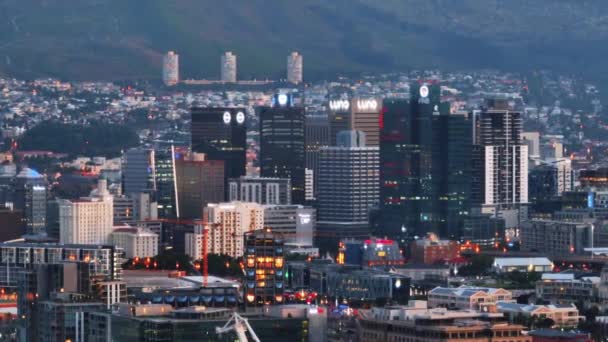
[236,111,245,124]
[223,111,231,124]
[278,94,288,106]
[420,85,429,98]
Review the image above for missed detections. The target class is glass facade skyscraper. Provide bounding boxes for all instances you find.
[259,95,306,204]
[191,107,247,195]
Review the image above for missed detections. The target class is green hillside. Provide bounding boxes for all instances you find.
[0,0,606,80]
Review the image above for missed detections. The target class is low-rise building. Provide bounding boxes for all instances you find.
[288,261,410,304]
[528,329,592,342]
[410,233,460,265]
[110,226,159,258]
[359,302,530,342]
[536,273,599,305]
[497,302,583,328]
[428,286,513,311]
[339,237,404,267]
[493,257,554,274]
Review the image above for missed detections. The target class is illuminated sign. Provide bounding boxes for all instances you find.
[329,99,350,111]
[236,111,245,124]
[355,99,378,112]
[420,85,429,98]
[298,213,311,225]
[32,186,46,191]
[222,111,231,124]
[277,94,288,106]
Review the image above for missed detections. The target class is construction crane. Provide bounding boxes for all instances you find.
[215,312,260,342]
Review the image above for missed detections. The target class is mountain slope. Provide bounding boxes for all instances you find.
[0,0,606,80]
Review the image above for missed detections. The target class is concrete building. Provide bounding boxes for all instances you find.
[0,242,122,290]
[287,52,303,84]
[110,226,159,259]
[228,176,291,205]
[263,205,315,246]
[339,237,404,267]
[428,286,513,311]
[162,51,179,86]
[492,257,554,273]
[523,132,541,159]
[328,97,382,146]
[473,100,528,226]
[59,179,114,245]
[243,230,285,307]
[288,261,409,303]
[317,131,379,240]
[536,273,599,305]
[521,219,597,256]
[305,168,314,201]
[220,51,237,83]
[497,302,583,328]
[359,302,530,342]
[410,233,461,265]
[202,202,264,257]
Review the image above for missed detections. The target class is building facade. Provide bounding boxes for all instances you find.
[287,52,303,84]
[317,130,379,240]
[174,152,225,220]
[428,286,513,311]
[203,202,265,257]
[190,107,247,190]
[220,51,237,82]
[162,51,179,86]
[473,100,528,223]
[243,230,285,306]
[259,95,306,204]
[110,226,159,259]
[59,179,114,245]
[228,176,291,205]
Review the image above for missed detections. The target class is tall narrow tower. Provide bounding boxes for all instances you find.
[221,52,237,83]
[162,51,179,86]
[287,52,303,84]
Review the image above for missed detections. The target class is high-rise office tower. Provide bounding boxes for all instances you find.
[305,115,330,198]
[259,94,306,204]
[472,99,528,223]
[379,83,442,239]
[286,52,303,84]
[317,130,379,241]
[174,152,225,220]
[221,51,237,83]
[162,51,179,86]
[243,229,285,306]
[431,111,473,239]
[228,176,291,205]
[122,147,155,195]
[522,132,540,160]
[14,168,47,235]
[59,179,114,245]
[155,146,178,218]
[191,107,247,192]
[328,97,382,146]
[528,158,572,203]
[202,201,265,258]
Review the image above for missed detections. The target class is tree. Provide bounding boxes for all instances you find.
[458,255,494,276]
[535,317,555,329]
